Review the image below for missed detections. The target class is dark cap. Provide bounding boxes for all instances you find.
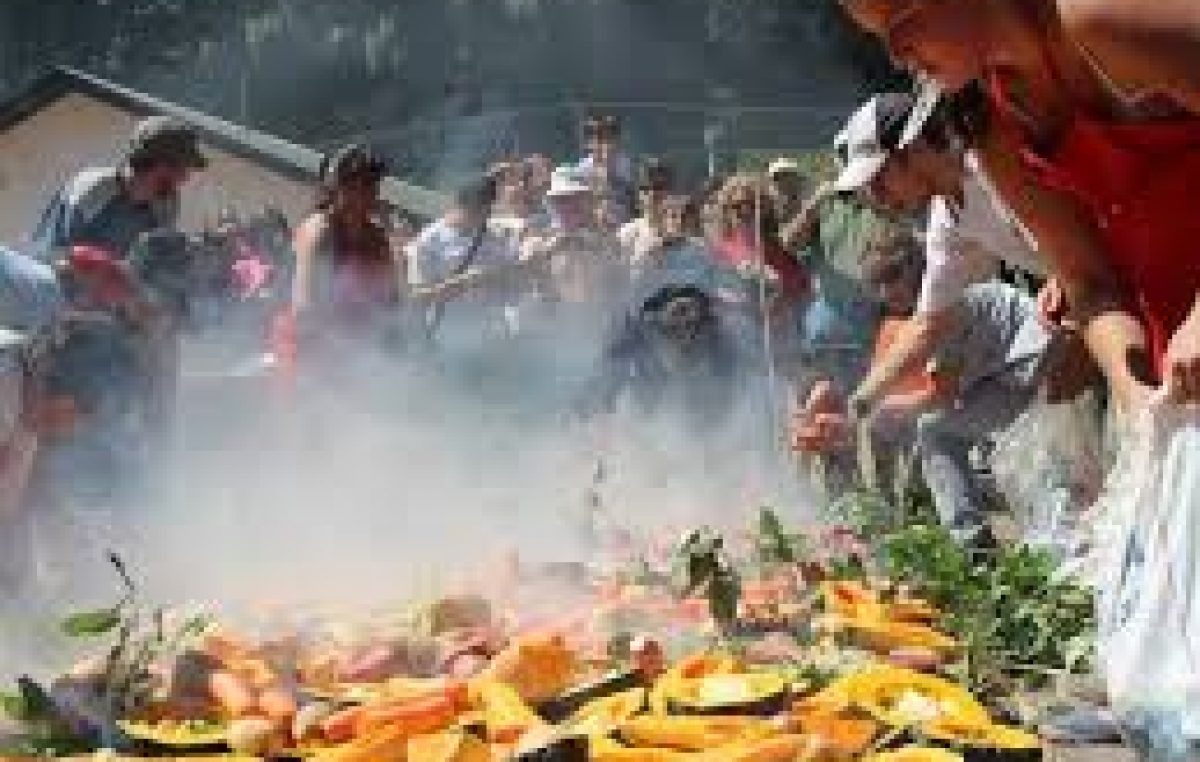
[637,158,674,191]
[321,144,387,185]
[127,116,207,169]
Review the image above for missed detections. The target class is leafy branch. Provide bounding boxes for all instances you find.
[672,527,742,635]
[1,553,211,756]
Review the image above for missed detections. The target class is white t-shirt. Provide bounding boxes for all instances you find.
[617,216,668,275]
[405,217,521,342]
[917,153,1045,315]
[405,218,515,287]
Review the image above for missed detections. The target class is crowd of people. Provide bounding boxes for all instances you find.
[0,100,1098,552]
[2,2,1200,747]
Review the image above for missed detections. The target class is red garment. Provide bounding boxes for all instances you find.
[326,223,397,327]
[988,52,1200,378]
[713,229,809,302]
[67,244,136,307]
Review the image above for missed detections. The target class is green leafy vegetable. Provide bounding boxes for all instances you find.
[61,607,123,637]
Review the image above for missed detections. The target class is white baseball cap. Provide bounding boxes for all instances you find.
[767,157,802,178]
[832,81,943,193]
[545,165,591,198]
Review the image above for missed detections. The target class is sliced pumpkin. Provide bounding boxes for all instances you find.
[822,580,885,621]
[865,747,965,762]
[564,687,646,736]
[479,633,577,705]
[511,731,589,761]
[692,733,820,762]
[789,710,879,757]
[473,679,547,744]
[538,669,643,723]
[618,715,772,751]
[117,718,229,749]
[842,666,989,729]
[923,717,1041,750]
[662,672,791,716]
[837,618,959,655]
[407,730,491,762]
[649,653,742,715]
[885,600,940,624]
[589,735,690,762]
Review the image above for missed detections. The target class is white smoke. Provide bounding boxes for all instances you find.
[1,311,815,682]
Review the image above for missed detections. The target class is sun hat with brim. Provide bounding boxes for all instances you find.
[545,166,592,198]
[831,80,942,193]
[127,116,207,169]
[767,158,802,178]
[0,326,29,352]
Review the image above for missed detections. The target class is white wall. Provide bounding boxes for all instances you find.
[0,93,316,248]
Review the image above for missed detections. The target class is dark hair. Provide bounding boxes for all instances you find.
[127,152,164,173]
[637,157,674,191]
[583,113,621,139]
[862,231,925,287]
[640,284,716,327]
[917,82,991,150]
[316,144,386,210]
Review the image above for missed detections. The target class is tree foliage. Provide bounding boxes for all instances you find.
[2,0,899,182]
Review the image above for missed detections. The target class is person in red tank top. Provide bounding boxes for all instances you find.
[837,0,1200,411]
[279,145,399,368]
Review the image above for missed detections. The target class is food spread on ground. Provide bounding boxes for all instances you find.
[0,513,1091,760]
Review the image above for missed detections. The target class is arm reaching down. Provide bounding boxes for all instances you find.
[976,130,1157,411]
[850,310,955,416]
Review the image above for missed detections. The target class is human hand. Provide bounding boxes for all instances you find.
[1036,278,1068,328]
[1161,306,1200,404]
[791,411,851,452]
[803,378,841,416]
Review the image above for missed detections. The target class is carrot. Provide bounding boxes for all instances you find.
[208,670,257,718]
[354,692,461,738]
[320,706,365,744]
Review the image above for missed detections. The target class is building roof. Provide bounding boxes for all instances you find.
[0,66,446,219]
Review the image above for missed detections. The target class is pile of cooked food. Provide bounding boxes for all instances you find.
[1,517,1092,760]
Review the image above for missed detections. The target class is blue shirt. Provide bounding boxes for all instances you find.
[0,244,64,333]
[937,281,1052,393]
[30,167,179,261]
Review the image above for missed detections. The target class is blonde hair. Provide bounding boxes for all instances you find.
[715,173,773,235]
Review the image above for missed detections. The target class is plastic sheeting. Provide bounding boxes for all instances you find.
[990,390,1105,556]
[1092,404,1200,759]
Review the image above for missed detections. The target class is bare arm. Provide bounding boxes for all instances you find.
[779,183,837,253]
[290,214,327,315]
[852,311,955,410]
[976,130,1156,408]
[874,384,943,421]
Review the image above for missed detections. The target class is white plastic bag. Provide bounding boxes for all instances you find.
[991,391,1105,553]
[1094,404,1200,758]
